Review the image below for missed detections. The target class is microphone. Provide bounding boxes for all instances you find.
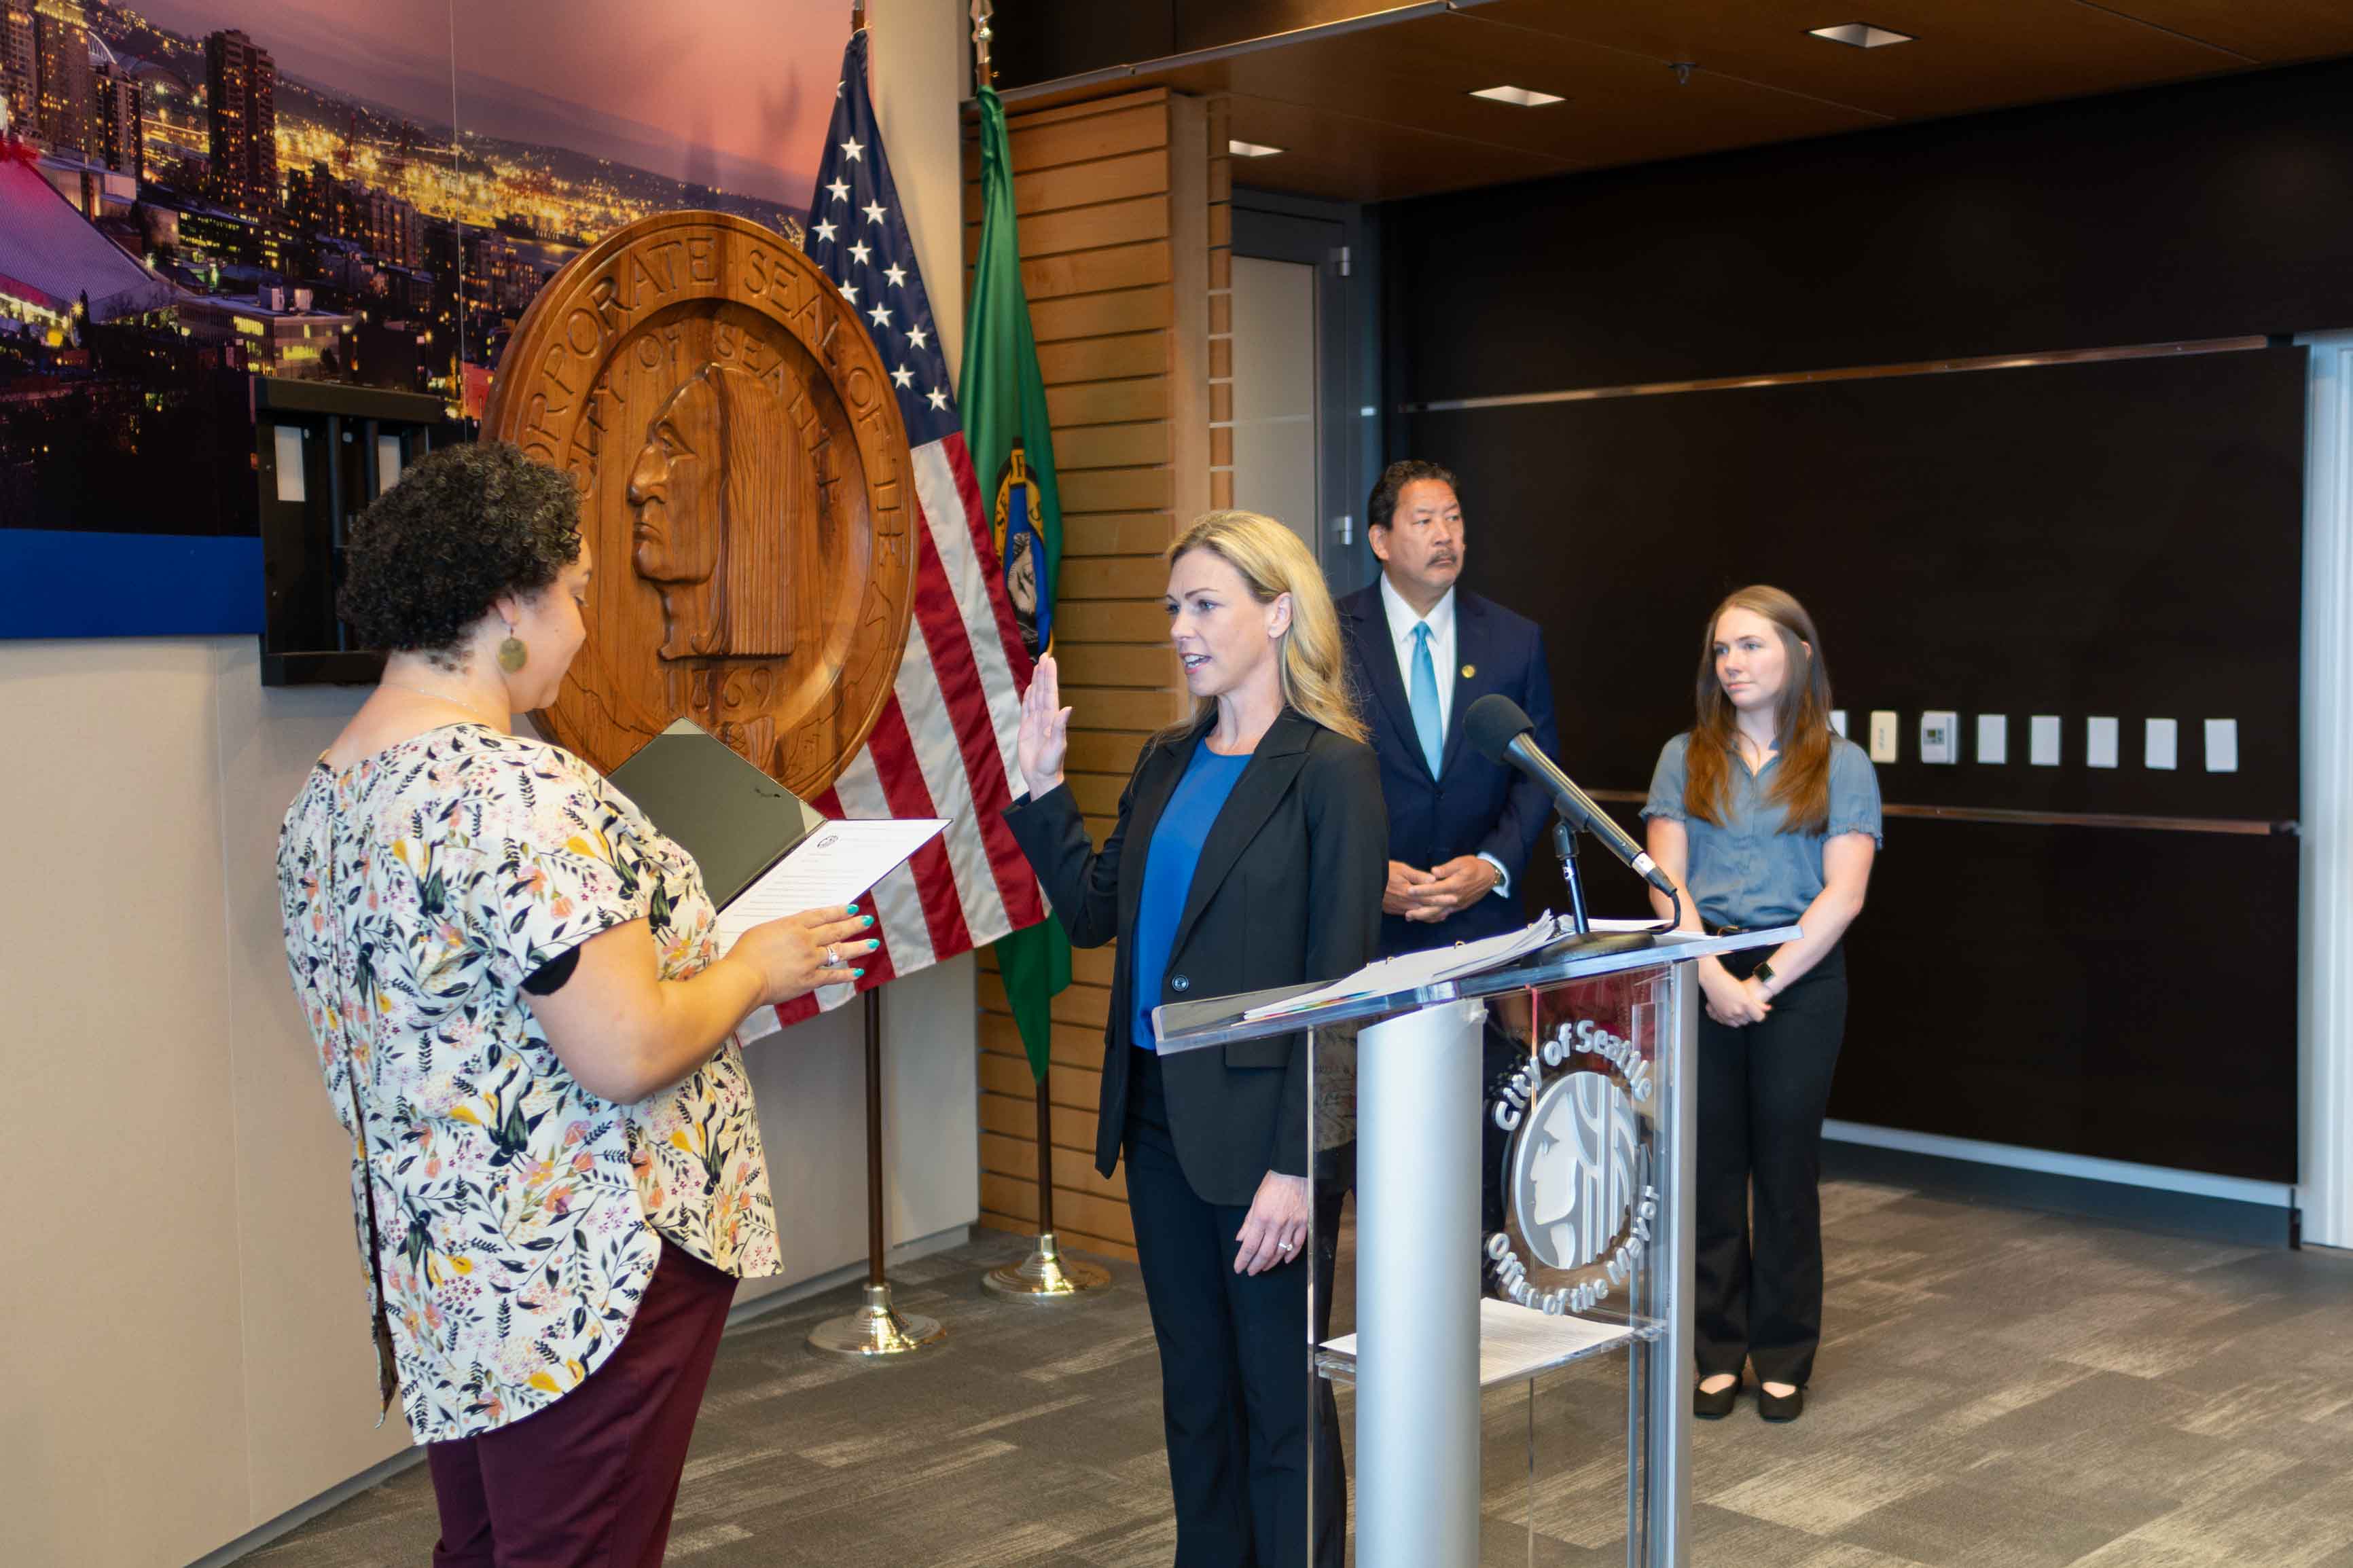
[1462,693,1676,898]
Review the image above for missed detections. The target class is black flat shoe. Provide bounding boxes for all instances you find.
[1757,1384,1804,1423]
[1694,1376,1742,1420]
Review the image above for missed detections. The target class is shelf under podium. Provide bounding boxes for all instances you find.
[1317,1298,1645,1389]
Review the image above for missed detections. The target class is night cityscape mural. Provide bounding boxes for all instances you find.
[0,0,837,533]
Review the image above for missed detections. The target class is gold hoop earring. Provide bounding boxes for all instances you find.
[498,634,528,674]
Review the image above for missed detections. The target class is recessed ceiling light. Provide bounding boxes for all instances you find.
[1227,139,1285,158]
[1808,22,1914,48]
[1469,85,1564,107]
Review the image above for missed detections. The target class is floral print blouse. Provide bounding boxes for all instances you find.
[277,723,779,1442]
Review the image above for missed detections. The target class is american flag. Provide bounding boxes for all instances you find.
[744,27,1045,1036]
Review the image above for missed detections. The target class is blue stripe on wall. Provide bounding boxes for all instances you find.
[0,531,265,639]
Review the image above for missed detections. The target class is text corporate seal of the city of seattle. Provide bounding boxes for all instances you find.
[483,210,916,796]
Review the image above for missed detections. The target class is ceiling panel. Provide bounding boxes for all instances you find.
[1217,94,1576,203]
[2093,0,2353,62]
[995,0,2353,202]
[1164,14,1886,161]
[1471,0,2249,119]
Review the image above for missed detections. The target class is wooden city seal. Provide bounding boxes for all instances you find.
[483,210,916,796]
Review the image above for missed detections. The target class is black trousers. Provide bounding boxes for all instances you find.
[1693,943,1848,1389]
[1125,1049,1345,1568]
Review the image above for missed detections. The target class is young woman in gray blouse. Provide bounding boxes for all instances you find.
[1642,585,1882,1424]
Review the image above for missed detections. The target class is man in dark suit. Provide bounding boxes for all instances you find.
[1340,458,1560,959]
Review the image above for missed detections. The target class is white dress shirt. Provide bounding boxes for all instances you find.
[1377,574,1509,897]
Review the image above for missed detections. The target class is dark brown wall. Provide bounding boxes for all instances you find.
[992,2,1389,88]
[1383,56,2353,401]
[1377,62,2344,1184]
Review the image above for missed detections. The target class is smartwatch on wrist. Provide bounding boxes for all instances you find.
[1753,961,1778,995]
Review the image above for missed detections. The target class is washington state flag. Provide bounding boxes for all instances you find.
[966,77,1068,1081]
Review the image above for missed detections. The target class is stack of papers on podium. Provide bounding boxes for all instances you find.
[1318,1298,1634,1387]
[1240,913,1573,1021]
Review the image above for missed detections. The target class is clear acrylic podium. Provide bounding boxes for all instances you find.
[1155,925,1793,1568]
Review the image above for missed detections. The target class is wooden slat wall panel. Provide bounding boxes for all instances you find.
[1048,377,1170,429]
[1206,99,1235,511]
[1053,642,1177,689]
[1064,513,1176,558]
[960,148,1172,223]
[1037,331,1168,385]
[967,88,1207,1261]
[1054,422,1175,473]
[1058,553,1173,596]
[1023,242,1172,304]
[959,99,1168,179]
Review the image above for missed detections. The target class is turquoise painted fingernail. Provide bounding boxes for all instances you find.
[846,903,859,915]
[852,968,866,979]
[867,938,881,951]
[862,915,874,928]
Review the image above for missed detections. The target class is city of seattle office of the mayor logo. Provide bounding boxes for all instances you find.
[483,210,918,797]
[1487,1015,1658,1316]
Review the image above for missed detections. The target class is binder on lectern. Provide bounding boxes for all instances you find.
[605,719,946,946]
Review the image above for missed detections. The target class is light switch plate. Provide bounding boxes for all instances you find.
[1868,710,1899,764]
[2205,718,2239,773]
[2030,715,2062,766]
[1919,710,1958,764]
[2144,718,2178,770]
[2087,716,2120,769]
[1977,714,2008,765]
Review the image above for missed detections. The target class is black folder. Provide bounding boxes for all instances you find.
[605,719,829,910]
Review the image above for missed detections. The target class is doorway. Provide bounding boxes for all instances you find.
[1227,192,1380,597]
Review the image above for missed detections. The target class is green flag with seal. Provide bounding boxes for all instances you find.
[966,76,1069,1082]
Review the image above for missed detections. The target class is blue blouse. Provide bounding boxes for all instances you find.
[1131,740,1253,1051]
[1640,732,1882,930]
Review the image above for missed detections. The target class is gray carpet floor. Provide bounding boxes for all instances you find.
[245,1178,2353,1567]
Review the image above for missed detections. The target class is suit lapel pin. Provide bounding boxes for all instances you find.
[1461,663,1476,679]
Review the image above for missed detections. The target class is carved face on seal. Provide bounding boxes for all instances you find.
[623,363,796,661]
[628,369,722,588]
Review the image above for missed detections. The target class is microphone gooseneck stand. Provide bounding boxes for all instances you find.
[1543,812,1681,962]
[1553,818,1592,936]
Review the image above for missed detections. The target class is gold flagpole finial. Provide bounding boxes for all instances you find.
[969,0,995,88]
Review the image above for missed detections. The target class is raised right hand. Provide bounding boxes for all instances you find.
[728,905,878,1005]
[1016,652,1073,798]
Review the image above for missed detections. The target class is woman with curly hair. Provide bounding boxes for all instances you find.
[275,441,871,1568]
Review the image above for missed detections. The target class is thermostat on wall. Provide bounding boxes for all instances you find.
[1918,710,1958,764]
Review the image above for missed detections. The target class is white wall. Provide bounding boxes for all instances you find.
[0,5,978,1563]
[2301,331,2353,1248]
[868,0,969,386]
[0,637,977,1568]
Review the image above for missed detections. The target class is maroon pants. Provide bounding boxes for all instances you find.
[426,1240,738,1568]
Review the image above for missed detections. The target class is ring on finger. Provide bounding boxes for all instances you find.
[825,946,840,968]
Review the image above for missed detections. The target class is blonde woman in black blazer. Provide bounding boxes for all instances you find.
[1004,511,1384,1568]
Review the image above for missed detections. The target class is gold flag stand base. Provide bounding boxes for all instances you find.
[982,1230,1112,1300]
[807,1281,946,1360]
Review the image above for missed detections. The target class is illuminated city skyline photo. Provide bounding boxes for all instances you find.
[1,0,846,533]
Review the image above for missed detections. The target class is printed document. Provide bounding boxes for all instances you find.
[711,818,948,951]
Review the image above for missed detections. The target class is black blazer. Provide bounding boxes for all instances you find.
[1002,708,1386,1206]
[1337,582,1558,956]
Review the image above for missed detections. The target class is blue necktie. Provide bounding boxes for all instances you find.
[1409,621,1443,778]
